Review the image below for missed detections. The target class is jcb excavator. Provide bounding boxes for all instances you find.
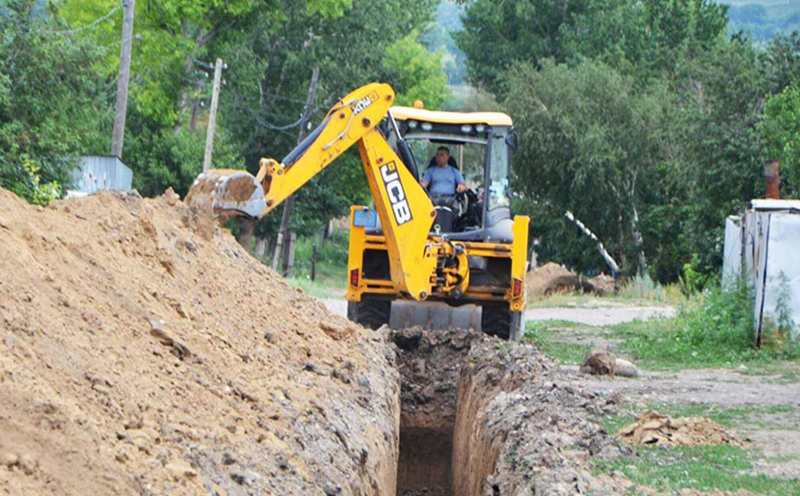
[188,83,529,339]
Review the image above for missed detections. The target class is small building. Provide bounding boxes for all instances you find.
[67,155,133,196]
[723,199,800,344]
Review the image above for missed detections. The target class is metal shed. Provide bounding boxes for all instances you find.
[68,155,133,195]
[723,200,800,344]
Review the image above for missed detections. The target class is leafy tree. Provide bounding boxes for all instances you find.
[762,84,800,196]
[455,0,590,91]
[0,0,111,202]
[502,59,672,276]
[382,31,449,108]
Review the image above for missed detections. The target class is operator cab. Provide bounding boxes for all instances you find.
[383,107,518,242]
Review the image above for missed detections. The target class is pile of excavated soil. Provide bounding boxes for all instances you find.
[618,410,741,447]
[0,188,399,495]
[527,262,616,297]
[455,341,634,495]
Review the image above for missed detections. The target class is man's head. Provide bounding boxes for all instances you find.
[435,146,450,167]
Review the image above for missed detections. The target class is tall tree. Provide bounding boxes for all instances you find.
[0,0,112,203]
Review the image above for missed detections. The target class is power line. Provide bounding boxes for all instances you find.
[52,2,124,36]
[230,89,308,131]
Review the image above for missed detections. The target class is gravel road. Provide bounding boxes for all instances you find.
[320,298,675,326]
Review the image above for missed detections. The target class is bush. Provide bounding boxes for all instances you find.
[616,281,760,366]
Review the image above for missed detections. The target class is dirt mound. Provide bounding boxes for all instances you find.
[527,262,616,297]
[618,410,741,447]
[0,188,399,495]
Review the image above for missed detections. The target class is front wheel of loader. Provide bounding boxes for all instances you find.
[347,297,391,330]
[481,304,525,341]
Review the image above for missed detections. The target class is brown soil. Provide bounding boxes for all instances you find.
[527,262,616,297]
[0,188,399,495]
[392,327,635,496]
[618,410,741,447]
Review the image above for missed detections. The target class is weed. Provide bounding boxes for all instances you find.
[610,281,800,369]
[594,444,800,495]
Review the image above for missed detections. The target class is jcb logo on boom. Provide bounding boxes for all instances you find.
[353,94,375,115]
[380,162,413,226]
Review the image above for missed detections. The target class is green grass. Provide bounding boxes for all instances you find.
[608,283,800,371]
[595,444,800,495]
[522,320,590,364]
[285,230,349,299]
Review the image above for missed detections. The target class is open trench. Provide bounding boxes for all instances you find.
[390,328,501,496]
[384,327,625,496]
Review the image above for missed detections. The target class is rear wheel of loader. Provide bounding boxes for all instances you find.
[347,297,391,330]
[481,304,525,341]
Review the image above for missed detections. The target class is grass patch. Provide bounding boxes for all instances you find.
[609,282,800,370]
[522,320,590,364]
[285,230,349,299]
[594,444,800,495]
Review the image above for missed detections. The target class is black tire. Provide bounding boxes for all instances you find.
[347,297,391,330]
[481,304,525,341]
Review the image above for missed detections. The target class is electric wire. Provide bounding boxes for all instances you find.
[52,2,124,36]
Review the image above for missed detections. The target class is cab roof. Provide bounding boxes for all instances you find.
[390,106,513,127]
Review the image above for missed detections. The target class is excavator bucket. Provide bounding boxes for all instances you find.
[186,169,267,219]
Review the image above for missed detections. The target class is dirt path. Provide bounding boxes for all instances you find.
[320,298,676,326]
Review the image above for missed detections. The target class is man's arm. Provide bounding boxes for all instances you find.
[421,169,431,189]
[454,168,467,193]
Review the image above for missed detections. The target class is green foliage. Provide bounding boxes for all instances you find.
[8,157,62,206]
[613,281,800,367]
[595,443,800,495]
[762,84,800,196]
[381,31,449,109]
[502,59,671,276]
[456,0,729,93]
[0,0,112,203]
[680,253,711,295]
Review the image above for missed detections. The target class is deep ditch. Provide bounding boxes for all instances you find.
[389,327,632,496]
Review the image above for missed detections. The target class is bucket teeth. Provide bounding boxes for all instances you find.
[186,170,267,219]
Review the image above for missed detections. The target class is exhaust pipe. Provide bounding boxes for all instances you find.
[765,160,780,200]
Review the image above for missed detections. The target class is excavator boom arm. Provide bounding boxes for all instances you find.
[187,82,438,299]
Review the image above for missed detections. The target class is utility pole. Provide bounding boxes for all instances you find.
[111,0,135,159]
[272,67,320,274]
[203,58,224,171]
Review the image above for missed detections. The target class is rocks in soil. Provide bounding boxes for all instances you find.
[580,350,640,377]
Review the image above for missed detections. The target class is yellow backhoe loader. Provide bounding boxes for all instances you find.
[188,83,529,339]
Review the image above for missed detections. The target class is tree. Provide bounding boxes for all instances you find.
[502,59,672,276]
[762,84,800,196]
[0,0,112,203]
[381,31,449,108]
